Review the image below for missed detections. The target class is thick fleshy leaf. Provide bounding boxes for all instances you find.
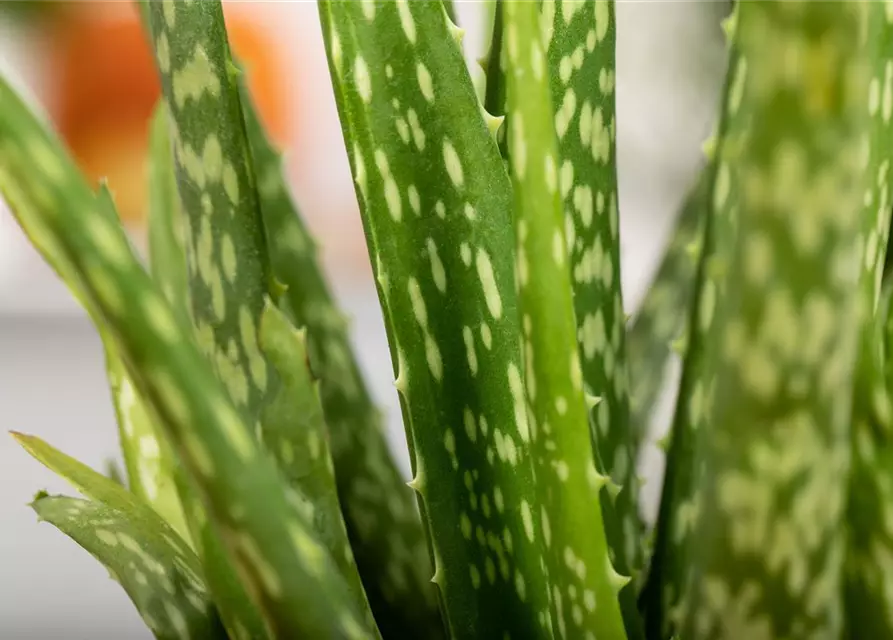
[627,170,708,448]
[13,433,223,640]
[96,181,192,547]
[844,5,893,637]
[239,85,440,638]
[681,3,870,636]
[147,102,190,327]
[258,301,381,637]
[105,346,191,545]
[503,1,628,638]
[638,50,740,640]
[0,74,368,639]
[542,1,642,633]
[144,1,276,428]
[318,1,552,636]
[33,495,224,640]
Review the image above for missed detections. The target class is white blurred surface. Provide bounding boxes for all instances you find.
[0,2,726,635]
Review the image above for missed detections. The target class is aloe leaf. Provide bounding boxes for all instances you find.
[99,168,265,639]
[541,1,642,632]
[627,171,708,449]
[318,1,553,636]
[503,1,628,638]
[843,6,893,637]
[147,102,190,327]
[239,85,440,637]
[679,3,869,636]
[94,182,193,547]
[143,1,276,428]
[0,75,368,639]
[258,300,381,637]
[637,11,743,636]
[105,346,192,544]
[32,494,225,640]
[12,434,224,639]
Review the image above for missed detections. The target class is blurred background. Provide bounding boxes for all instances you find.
[0,1,728,636]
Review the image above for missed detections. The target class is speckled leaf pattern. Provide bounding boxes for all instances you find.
[105,348,192,545]
[639,41,741,640]
[12,433,224,640]
[0,76,368,639]
[95,179,193,548]
[541,2,641,634]
[318,1,552,636]
[681,3,870,637]
[844,6,893,638]
[32,496,224,640]
[148,101,191,327]
[627,171,708,448]
[503,2,628,639]
[144,1,276,429]
[240,85,441,639]
[0,64,263,639]
[258,300,381,637]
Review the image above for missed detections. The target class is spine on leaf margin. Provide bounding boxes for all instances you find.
[503,2,628,638]
[540,2,643,636]
[681,3,869,637]
[318,1,553,636]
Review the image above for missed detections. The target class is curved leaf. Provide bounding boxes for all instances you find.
[0,74,368,639]
[32,494,224,640]
[318,1,552,636]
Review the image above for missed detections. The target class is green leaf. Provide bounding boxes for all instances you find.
[95,182,192,547]
[630,90,748,637]
[32,495,225,640]
[503,2,627,638]
[239,85,440,638]
[147,101,191,328]
[258,300,381,637]
[680,3,870,636]
[106,346,192,545]
[318,1,552,636]
[144,1,276,428]
[843,5,893,637]
[627,170,708,449]
[13,433,225,640]
[541,1,642,633]
[144,98,269,640]
[0,73,368,639]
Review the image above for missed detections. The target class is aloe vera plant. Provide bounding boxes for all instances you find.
[5,1,893,639]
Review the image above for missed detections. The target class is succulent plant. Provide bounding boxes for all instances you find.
[3,1,893,639]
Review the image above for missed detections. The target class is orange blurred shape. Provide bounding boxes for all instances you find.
[47,2,288,224]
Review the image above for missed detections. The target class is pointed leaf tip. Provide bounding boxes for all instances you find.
[670,334,688,356]
[721,8,738,44]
